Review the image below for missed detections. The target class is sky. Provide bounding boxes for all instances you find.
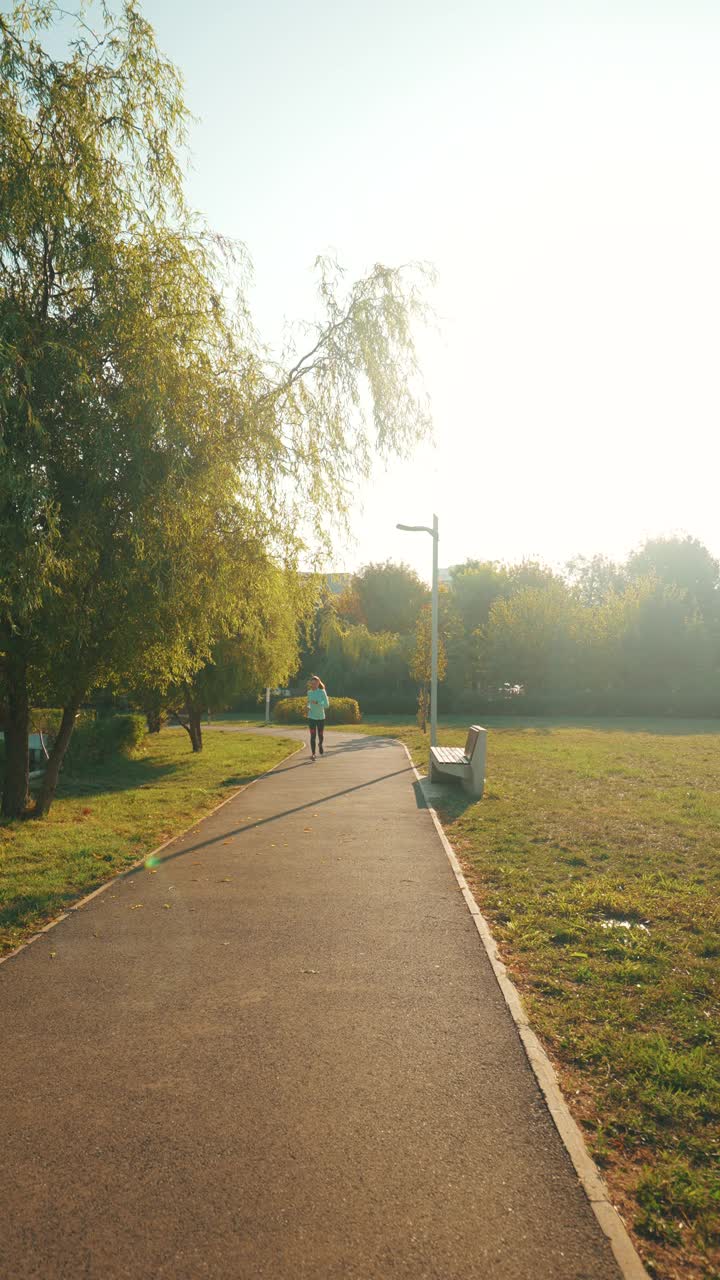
[38,0,720,582]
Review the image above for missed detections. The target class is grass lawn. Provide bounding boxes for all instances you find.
[0,728,297,957]
[336,716,720,1280]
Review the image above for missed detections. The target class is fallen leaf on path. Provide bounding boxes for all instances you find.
[130,904,144,910]
[302,968,319,974]
[50,952,56,958]
[220,877,231,882]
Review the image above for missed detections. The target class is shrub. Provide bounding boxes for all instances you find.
[326,697,362,724]
[29,707,95,735]
[65,713,147,769]
[273,696,361,725]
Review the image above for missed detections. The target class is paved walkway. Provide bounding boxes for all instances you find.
[2,730,623,1279]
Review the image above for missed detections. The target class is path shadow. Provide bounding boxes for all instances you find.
[324,737,398,755]
[412,777,477,821]
[152,765,415,866]
[38,756,180,803]
[251,734,399,777]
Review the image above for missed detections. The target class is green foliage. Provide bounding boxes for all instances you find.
[449,561,510,630]
[302,538,720,718]
[178,566,319,710]
[65,714,147,768]
[409,599,448,731]
[273,696,361,724]
[627,536,720,618]
[351,561,428,633]
[449,541,720,717]
[409,601,448,686]
[484,580,575,691]
[310,609,415,708]
[0,3,432,811]
[565,554,626,606]
[326,697,362,724]
[28,708,94,735]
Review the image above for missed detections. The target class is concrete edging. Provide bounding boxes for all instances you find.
[402,744,650,1280]
[0,740,304,970]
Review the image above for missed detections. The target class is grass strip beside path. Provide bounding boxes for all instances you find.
[334,717,720,1280]
[0,728,296,957]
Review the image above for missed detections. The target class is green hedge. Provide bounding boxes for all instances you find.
[65,713,147,768]
[273,696,361,725]
[29,707,95,735]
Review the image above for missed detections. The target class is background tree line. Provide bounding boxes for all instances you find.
[298,536,720,719]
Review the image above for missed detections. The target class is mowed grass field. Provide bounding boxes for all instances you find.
[336,716,720,1280]
[0,728,297,957]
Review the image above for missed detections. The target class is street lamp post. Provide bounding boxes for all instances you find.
[396,514,439,749]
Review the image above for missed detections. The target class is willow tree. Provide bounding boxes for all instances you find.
[144,559,318,752]
[0,1,431,817]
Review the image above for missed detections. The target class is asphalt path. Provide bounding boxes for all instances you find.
[1,728,623,1279]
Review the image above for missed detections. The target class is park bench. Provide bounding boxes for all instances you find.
[429,725,487,799]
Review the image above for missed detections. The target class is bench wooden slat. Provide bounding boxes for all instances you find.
[429,726,487,800]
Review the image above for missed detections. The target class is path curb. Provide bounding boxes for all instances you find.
[0,740,303,970]
[402,745,650,1280]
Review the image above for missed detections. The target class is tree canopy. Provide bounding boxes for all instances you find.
[338,561,428,634]
[0,0,433,814]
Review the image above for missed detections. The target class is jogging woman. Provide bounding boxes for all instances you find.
[306,675,329,760]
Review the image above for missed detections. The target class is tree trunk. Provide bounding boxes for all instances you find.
[32,703,80,818]
[186,697,203,752]
[417,684,428,734]
[1,650,30,819]
[146,710,162,734]
[170,691,204,752]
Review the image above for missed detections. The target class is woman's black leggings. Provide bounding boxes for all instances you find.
[308,719,325,753]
